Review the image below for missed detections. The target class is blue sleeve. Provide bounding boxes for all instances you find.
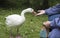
[45,4,60,15]
[50,17,60,28]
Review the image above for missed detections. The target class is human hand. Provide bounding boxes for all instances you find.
[36,10,45,16]
[37,10,45,13]
[43,21,51,28]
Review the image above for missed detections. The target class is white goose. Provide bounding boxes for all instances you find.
[5,8,34,38]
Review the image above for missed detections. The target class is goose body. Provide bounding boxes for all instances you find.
[5,8,34,27]
[6,14,25,27]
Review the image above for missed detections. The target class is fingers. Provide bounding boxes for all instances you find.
[37,10,41,13]
[37,10,43,12]
[37,10,45,13]
[36,13,41,16]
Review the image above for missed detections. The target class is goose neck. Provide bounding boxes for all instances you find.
[21,10,27,16]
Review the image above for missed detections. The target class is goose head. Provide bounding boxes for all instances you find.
[25,8,34,13]
[21,8,34,16]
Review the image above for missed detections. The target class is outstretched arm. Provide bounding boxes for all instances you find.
[32,4,60,16]
[32,10,45,16]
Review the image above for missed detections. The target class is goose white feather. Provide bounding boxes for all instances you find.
[5,8,34,27]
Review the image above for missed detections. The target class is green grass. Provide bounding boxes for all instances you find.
[0,8,48,38]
